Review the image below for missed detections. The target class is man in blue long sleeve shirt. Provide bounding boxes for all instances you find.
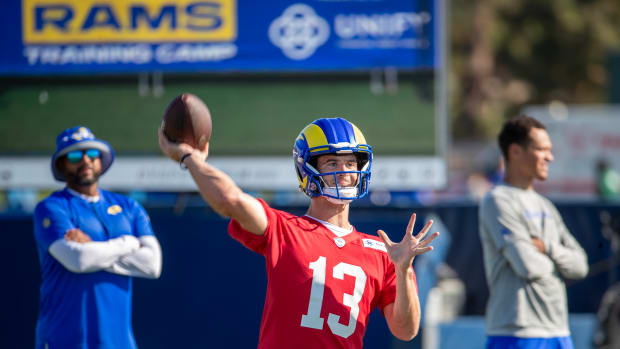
[34,126,162,349]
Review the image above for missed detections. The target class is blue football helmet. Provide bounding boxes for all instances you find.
[293,117,372,202]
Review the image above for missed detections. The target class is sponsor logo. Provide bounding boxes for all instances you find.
[334,11,431,49]
[268,4,329,60]
[335,12,430,39]
[22,0,237,44]
[362,238,387,252]
[334,237,346,248]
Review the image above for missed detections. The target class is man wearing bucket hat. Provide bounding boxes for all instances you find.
[33,126,162,349]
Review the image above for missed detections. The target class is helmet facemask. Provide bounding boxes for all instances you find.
[303,152,371,203]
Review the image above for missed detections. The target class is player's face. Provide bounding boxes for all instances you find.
[521,128,554,181]
[316,154,359,187]
[61,149,103,186]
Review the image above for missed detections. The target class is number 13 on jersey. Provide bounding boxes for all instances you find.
[300,256,367,338]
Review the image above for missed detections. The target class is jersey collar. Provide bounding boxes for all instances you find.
[304,214,353,237]
[65,187,101,203]
[303,215,362,248]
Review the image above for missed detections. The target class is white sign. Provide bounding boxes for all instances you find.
[0,156,446,191]
[523,104,620,198]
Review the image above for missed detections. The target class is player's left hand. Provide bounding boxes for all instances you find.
[377,213,439,273]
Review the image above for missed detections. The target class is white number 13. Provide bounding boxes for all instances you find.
[300,256,367,338]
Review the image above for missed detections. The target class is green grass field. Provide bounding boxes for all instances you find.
[0,77,436,156]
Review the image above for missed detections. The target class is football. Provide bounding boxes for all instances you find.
[162,93,212,149]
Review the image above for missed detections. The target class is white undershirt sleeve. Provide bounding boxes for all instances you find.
[49,235,140,273]
[104,236,162,279]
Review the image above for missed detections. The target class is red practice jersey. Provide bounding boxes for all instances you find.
[228,199,414,349]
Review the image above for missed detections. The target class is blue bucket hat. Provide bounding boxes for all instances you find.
[51,126,114,182]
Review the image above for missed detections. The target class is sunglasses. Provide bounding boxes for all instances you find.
[66,149,101,163]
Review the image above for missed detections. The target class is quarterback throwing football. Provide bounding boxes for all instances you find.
[158,117,438,348]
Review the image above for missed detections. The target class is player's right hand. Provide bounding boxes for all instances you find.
[158,125,208,162]
[531,237,546,254]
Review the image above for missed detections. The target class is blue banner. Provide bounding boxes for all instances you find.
[0,0,438,75]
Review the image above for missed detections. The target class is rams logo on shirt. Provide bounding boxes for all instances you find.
[42,217,51,228]
[107,205,122,215]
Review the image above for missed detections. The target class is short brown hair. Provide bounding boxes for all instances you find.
[498,115,546,161]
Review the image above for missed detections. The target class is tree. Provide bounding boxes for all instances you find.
[450,0,620,140]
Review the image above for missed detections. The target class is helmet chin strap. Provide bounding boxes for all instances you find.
[325,197,353,205]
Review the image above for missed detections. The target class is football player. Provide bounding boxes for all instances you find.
[158,117,438,348]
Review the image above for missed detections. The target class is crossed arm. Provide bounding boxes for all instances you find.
[49,228,162,278]
[481,194,588,281]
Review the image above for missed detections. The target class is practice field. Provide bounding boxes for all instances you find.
[0,75,436,156]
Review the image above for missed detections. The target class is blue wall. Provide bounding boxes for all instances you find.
[2,202,618,348]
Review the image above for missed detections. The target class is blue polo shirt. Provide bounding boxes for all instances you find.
[33,188,154,349]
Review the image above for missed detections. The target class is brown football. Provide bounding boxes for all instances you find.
[162,93,212,149]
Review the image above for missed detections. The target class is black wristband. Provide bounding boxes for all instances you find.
[179,153,192,170]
